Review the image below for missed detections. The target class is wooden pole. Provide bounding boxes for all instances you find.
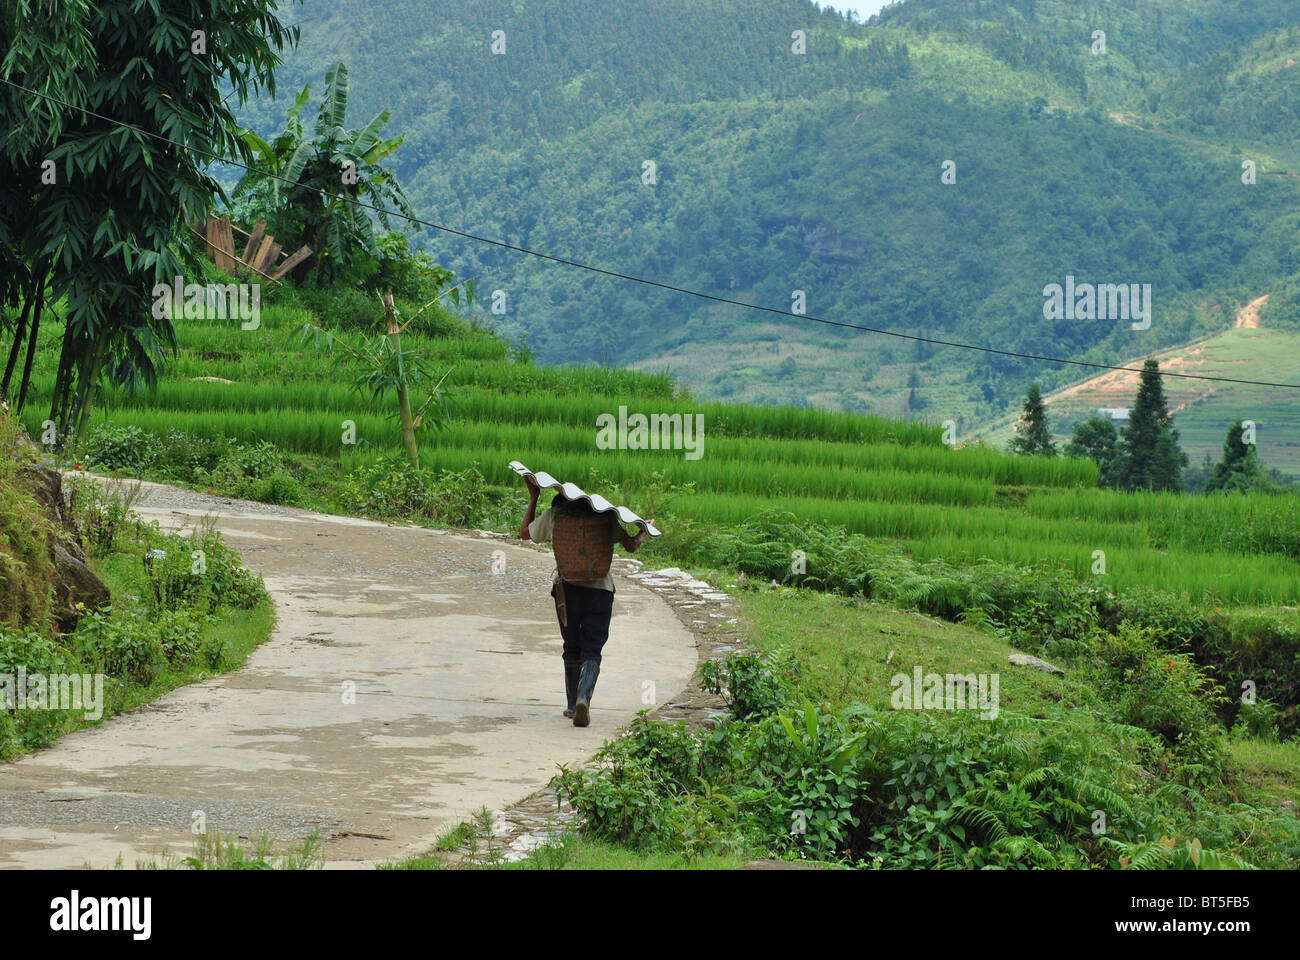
[270,245,313,280]
[241,220,267,265]
[385,291,419,466]
[213,216,236,271]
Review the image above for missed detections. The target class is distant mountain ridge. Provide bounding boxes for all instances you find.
[232,0,1300,436]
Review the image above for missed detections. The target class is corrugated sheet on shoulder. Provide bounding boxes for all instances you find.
[509,461,661,536]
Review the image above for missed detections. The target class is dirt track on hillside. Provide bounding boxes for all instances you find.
[1040,294,1267,414]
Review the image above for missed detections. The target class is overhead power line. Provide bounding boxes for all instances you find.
[4,75,1300,391]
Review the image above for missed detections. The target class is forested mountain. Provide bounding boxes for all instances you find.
[230,0,1300,432]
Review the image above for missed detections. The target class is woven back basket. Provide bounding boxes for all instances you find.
[553,513,613,582]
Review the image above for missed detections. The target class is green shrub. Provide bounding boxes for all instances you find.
[65,475,140,557]
[69,560,239,683]
[1088,623,1228,785]
[1115,586,1208,648]
[200,633,227,670]
[142,530,264,613]
[1199,608,1300,738]
[154,607,207,667]
[735,701,870,862]
[428,464,493,528]
[551,715,743,859]
[993,570,1109,661]
[699,652,789,720]
[552,755,678,852]
[198,438,304,504]
[1230,697,1280,742]
[80,422,153,472]
[75,610,163,686]
[596,714,701,791]
[555,642,1289,867]
[210,440,287,484]
[338,459,496,528]
[1112,589,1300,738]
[297,285,383,332]
[852,714,1024,869]
[0,626,81,756]
[246,469,301,505]
[152,428,226,481]
[80,422,228,483]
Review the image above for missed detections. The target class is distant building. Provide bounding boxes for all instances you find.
[1097,407,1130,422]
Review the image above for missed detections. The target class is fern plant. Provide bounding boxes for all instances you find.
[1101,835,1258,870]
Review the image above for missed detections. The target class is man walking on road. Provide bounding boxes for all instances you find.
[520,477,651,727]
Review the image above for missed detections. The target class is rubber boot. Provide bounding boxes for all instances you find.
[563,661,581,718]
[572,660,600,728]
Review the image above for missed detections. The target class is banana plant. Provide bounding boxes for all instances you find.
[232,61,415,282]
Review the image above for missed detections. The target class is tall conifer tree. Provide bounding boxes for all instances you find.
[1010,384,1055,456]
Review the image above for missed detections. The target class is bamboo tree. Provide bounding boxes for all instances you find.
[14,274,43,413]
[0,292,31,399]
[0,1,297,443]
[298,281,473,463]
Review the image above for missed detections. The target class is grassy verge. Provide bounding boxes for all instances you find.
[711,584,1300,868]
[731,584,1087,716]
[90,548,275,718]
[125,830,323,870]
[386,813,753,871]
[0,476,275,760]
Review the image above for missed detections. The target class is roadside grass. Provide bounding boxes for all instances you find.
[386,816,753,871]
[717,580,1300,867]
[433,820,476,853]
[1226,737,1300,807]
[726,582,1088,718]
[0,476,276,760]
[1220,738,1300,866]
[127,829,324,870]
[493,833,752,870]
[66,550,275,733]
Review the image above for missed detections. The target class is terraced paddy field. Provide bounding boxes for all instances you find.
[16,298,1300,605]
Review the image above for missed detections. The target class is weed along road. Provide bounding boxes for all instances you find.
[0,478,697,869]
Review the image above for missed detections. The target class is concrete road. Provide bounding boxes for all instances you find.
[0,478,697,868]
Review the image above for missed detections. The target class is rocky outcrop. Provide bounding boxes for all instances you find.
[1007,653,1065,675]
[48,524,111,629]
[2,422,109,632]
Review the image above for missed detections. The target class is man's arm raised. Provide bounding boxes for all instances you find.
[619,518,654,553]
[520,477,540,540]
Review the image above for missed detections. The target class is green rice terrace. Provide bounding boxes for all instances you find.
[15,292,1300,606]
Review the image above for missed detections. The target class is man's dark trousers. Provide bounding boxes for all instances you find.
[551,582,614,665]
